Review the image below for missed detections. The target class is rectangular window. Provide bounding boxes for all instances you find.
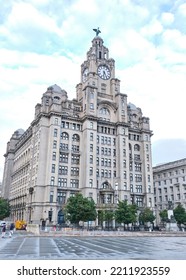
[54,129,58,137]
[90,155,93,164]
[89,167,93,176]
[50,191,54,203]
[52,152,56,160]
[57,192,66,204]
[90,132,93,141]
[71,155,80,164]
[50,176,55,186]
[72,145,79,152]
[53,140,57,149]
[70,179,79,188]
[51,164,55,173]
[89,179,93,188]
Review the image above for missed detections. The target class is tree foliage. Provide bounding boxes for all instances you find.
[173,203,186,225]
[115,200,137,227]
[139,207,155,224]
[159,209,168,224]
[64,193,97,225]
[0,198,10,220]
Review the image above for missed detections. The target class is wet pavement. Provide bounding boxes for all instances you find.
[0,234,186,260]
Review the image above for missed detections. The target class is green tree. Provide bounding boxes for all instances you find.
[173,203,186,226]
[0,198,10,220]
[104,210,114,229]
[64,193,97,226]
[115,200,137,230]
[139,207,155,226]
[159,209,168,226]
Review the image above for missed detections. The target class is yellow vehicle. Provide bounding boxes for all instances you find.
[15,220,27,230]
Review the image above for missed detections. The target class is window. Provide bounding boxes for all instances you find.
[90,132,93,141]
[52,152,56,161]
[134,154,140,160]
[60,166,68,175]
[50,176,55,186]
[134,144,140,151]
[135,174,142,182]
[61,143,68,150]
[136,185,142,193]
[60,153,68,163]
[99,107,110,115]
[89,179,93,188]
[89,167,93,176]
[71,155,80,164]
[124,182,127,190]
[58,178,67,187]
[96,157,99,165]
[70,179,79,188]
[61,132,69,140]
[72,145,79,152]
[53,140,57,149]
[90,103,94,109]
[71,167,79,176]
[51,164,55,173]
[54,129,58,137]
[90,122,93,129]
[90,144,93,152]
[57,192,66,204]
[90,155,93,164]
[50,191,54,203]
[136,197,143,207]
[135,162,141,172]
[72,134,80,141]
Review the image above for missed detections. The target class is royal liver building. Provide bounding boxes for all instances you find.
[2,31,154,226]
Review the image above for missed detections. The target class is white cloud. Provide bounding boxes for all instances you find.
[141,19,163,36]
[161,12,174,25]
[178,3,186,16]
[0,0,186,180]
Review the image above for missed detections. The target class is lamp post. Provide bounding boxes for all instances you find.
[115,182,118,204]
[28,187,34,223]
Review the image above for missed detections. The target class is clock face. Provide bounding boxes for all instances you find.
[82,68,89,82]
[97,65,111,80]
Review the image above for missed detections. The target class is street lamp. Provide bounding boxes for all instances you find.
[115,182,119,204]
[28,187,34,223]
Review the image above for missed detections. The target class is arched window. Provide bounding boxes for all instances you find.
[99,107,110,115]
[72,134,80,142]
[61,132,69,140]
[134,144,140,151]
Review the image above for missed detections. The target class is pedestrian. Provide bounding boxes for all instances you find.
[9,223,15,237]
[1,224,6,238]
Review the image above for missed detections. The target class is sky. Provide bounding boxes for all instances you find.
[0,0,186,181]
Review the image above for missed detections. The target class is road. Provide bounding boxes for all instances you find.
[0,234,186,259]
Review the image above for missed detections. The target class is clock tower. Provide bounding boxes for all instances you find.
[76,28,123,121]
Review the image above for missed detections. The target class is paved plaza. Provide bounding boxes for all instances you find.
[0,233,186,260]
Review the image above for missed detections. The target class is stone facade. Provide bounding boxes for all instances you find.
[153,158,186,225]
[2,35,154,226]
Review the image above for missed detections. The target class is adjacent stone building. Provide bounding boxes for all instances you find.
[153,158,186,225]
[2,33,154,226]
